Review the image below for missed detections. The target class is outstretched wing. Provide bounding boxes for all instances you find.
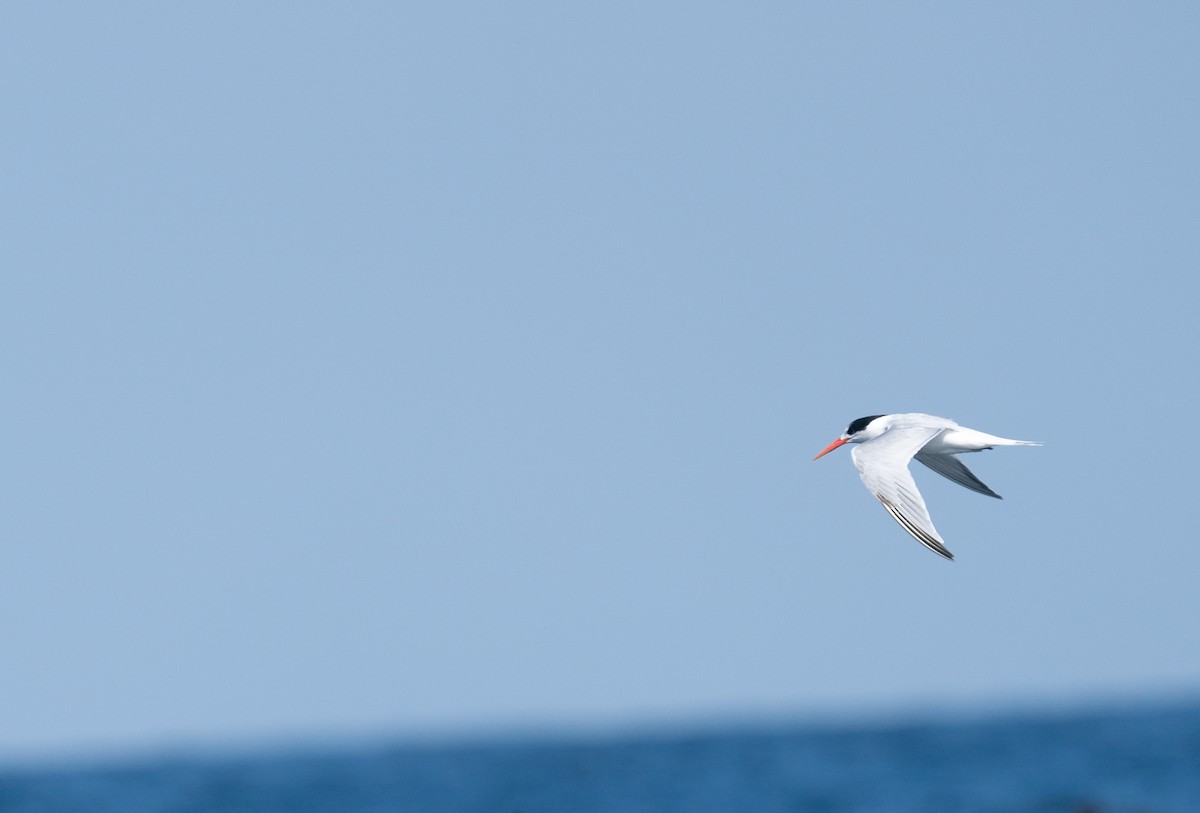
[915,453,1002,499]
[851,427,953,560]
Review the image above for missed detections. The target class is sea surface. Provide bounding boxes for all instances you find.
[3,702,1199,813]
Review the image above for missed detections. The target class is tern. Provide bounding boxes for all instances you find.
[813,413,1040,560]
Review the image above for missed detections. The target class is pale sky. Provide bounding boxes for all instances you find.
[2,2,1199,761]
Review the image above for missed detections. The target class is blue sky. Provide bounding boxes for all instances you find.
[2,3,1199,760]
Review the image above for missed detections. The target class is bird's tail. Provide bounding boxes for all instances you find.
[957,429,1042,448]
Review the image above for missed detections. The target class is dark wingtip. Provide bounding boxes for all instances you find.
[930,543,955,561]
[876,494,956,561]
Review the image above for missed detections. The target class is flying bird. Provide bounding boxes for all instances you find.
[813,413,1040,560]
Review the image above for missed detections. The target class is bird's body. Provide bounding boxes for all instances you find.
[813,413,1040,560]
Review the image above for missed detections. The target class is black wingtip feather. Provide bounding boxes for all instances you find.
[876,495,955,561]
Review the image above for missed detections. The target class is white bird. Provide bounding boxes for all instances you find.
[813,413,1040,560]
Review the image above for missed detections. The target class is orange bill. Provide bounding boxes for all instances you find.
[812,437,848,460]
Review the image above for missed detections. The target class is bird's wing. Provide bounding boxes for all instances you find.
[914,453,1002,499]
[851,427,953,560]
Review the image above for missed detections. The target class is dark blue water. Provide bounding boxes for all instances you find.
[3,702,1200,813]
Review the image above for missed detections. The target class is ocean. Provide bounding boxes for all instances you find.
[2,702,1199,812]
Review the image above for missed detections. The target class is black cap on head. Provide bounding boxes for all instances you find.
[846,415,885,435]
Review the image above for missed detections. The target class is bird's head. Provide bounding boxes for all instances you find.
[812,415,887,459]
